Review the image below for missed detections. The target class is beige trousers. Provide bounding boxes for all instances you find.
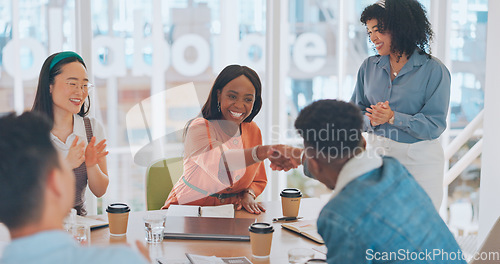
[365,134,444,210]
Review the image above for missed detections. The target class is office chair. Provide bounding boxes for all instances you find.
[145,157,184,210]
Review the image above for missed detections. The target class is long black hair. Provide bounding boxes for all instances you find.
[360,0,433,60]
[32,52,90,123]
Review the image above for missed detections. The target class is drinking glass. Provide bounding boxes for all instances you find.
[70,223,91,246]
[288,248,315,264]
[143,213,167,243]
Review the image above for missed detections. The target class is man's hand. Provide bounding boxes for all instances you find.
[268,145,303,171]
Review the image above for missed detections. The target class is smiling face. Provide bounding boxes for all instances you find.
[50,62,89,115]
[217,75,256,125]
[366,19,392,56]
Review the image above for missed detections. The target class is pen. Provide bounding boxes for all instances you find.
[272,216,303,222]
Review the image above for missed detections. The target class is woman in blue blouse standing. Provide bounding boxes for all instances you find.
[351,0,450,210]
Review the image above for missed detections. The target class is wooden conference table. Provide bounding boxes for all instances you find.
[90,198,327,263]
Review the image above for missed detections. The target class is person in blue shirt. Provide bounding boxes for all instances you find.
[293,99,464,264]
[0,112,149,264]
[350,0,451,210]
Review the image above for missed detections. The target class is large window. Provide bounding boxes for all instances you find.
[0,0,76,113]
[446,0,488,236]
[90,0,269,212]
[282,0,371,197]
[0,0,269,212]
[0,0,489,216]
[449,0,487,128]
[282,0,432,197]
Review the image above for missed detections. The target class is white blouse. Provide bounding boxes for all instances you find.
[50,114,107,158]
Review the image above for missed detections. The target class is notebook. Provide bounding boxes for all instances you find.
[281,220,324,244]
[166,204,235,218]
[163,216,255,241]
[185,253,253,264]
[76,215,109,230]
[313,245,327,255]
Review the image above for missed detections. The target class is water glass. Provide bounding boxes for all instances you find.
[143,213,166,243]
[288,248,315,264]
[70,223,91,246]
[63,208,77,232]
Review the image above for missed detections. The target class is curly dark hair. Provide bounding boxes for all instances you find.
[360,0,433,60]
[295,100,363,159]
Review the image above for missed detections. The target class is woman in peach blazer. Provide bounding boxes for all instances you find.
[163,65,286,214]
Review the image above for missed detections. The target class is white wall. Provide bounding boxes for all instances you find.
[478,0,500,245]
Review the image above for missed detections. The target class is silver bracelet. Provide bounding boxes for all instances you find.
[245,189,257,200]
[252,146,263,163]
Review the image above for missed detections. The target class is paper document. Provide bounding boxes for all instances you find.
[156,258,191,264]
[199,204,234,218]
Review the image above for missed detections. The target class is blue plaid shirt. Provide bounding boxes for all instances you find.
[317,156,465,264]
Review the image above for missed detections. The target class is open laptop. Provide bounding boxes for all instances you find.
[163,216,256,241]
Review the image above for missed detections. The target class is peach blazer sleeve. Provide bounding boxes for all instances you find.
[242,122,267,197]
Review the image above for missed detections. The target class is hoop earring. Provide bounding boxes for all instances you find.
[217,101,221,112]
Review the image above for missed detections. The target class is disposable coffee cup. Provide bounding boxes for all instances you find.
[280,188,302,217]
[249,222,274,258]
[106,203,130,236]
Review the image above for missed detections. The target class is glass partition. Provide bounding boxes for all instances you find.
[0,0,489,214]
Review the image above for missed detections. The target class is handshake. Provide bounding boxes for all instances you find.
[265,145,304,172]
